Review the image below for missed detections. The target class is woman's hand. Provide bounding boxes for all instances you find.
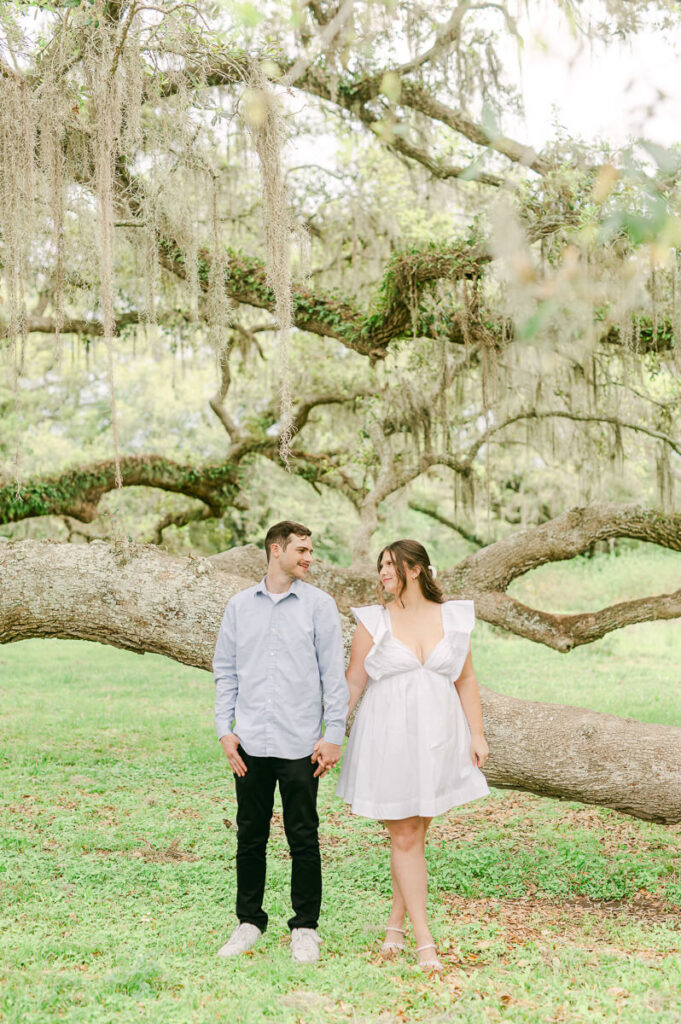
[470,733,489,769]
[311,740,342,778]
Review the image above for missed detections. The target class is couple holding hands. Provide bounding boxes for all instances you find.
[213,520,489,970]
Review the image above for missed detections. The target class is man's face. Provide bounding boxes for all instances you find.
[275,533,314,579]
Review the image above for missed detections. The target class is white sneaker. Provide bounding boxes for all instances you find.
[290,927,321,964]
[218,922,262,957]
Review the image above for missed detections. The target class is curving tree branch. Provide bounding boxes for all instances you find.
[396,82,553,175]
[154,232,490,360]
[209,339,243,442]
[353,102,505,186]
[408,500,487,547]
[471,588,681,653]
[0,456,240,525]
[455,503,681,592]
[0,380,372,532]
[460,408,681,467]
[150,505,214,545]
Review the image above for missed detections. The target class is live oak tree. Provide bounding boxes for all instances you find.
[1,0,680,821]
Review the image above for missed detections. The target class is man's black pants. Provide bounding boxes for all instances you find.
[234,746,321,933]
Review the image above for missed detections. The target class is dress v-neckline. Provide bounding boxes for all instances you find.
[385,605,446,667]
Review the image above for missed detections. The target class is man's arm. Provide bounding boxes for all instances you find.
[213,600,247,776]
[312,596,349,774]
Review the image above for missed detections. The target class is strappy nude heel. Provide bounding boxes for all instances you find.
[415,943,443,972]
[381,925,406,956]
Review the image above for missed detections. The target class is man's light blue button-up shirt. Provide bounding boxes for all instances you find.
[213,577,348,759]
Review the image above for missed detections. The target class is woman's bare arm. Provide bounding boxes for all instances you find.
[346,623,372,716]
[454,648,489,768]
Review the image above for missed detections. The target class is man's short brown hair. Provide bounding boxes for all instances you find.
[264,520,312,561]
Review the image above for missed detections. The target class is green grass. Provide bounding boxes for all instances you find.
[1,548,680,1023]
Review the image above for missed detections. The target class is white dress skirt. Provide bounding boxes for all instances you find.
[336,601,489,819]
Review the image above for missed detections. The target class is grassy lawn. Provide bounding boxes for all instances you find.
[1,548,680,1023]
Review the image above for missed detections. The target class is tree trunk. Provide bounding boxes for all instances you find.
[2,538,680,823]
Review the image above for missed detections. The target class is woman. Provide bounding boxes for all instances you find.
[336,539,489,971]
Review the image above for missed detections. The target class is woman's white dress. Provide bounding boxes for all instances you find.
[336,601,489,819]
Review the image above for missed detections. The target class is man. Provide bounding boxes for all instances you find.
[213,520,348,964]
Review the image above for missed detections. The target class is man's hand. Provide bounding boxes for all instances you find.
[220,733,247,777]
[311,740,342,778]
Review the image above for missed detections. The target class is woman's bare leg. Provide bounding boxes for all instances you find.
[387,857,407,928]
[382,821,407,951]
[386,816,431,929]
[385,816,435,962]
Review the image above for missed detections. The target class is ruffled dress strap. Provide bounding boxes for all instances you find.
[442,600,475,678]
[442,599,475,637]
[350,604,388,645]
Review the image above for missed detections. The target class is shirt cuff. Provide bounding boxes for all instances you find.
[215,719,234,740]
[322,725,345,746]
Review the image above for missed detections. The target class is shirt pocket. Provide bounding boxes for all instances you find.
[281,619,318,674]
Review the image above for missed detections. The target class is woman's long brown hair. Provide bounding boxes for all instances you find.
[376,539,445,605]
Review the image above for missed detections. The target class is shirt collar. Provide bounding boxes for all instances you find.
[255,576,301,599]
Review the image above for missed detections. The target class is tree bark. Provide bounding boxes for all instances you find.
[2,538,680,824]
[481,688,681,824]
[213,505,681,652]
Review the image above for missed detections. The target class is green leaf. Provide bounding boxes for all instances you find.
[639,140,681,176]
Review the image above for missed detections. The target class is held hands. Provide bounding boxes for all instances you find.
[311,740,342,778]
[220,733,247,777]
[471,733,489,769]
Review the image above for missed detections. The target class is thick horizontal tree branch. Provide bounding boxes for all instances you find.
[557,588,681,645]
[6,311,146,338]
[0,456,239,525]
[2,538,679,823]
[0,390,369,531]
[154,232,490,360]
[480,685,681,823]
[211,504,681,652]
[306,504,681,652]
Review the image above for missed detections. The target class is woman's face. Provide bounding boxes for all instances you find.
[378,550,400,594]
